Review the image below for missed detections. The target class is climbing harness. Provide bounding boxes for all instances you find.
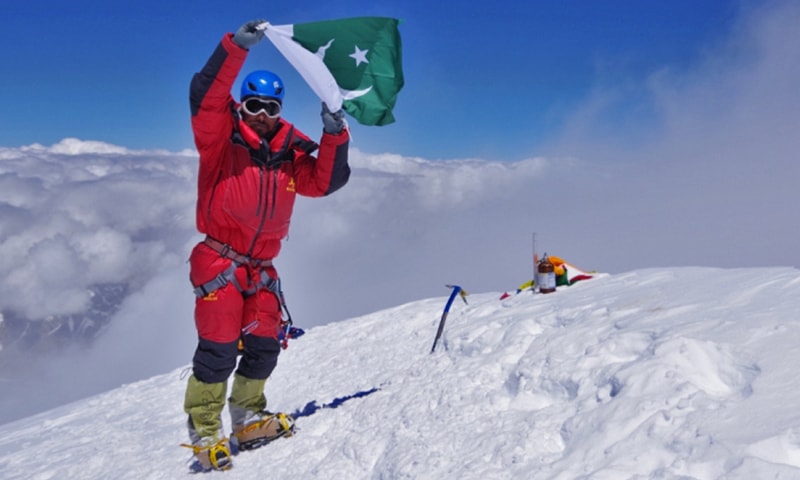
[203,236,274,267]
[193,237,296,349]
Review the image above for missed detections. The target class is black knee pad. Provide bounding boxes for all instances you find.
[236,335,281,379]
[192,337,239,383]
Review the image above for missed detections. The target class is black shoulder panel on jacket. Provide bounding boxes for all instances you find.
[326,141,351,195]
[190,42,229,117]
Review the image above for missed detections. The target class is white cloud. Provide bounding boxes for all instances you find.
[0,137,560,422]
[0,142,196,320]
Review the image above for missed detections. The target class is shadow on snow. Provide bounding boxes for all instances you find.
[291,387,381,419]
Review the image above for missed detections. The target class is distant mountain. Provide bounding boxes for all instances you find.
[0,282,127,354]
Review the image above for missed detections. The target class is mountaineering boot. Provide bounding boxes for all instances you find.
[229,373,295,450]
[183,436,233,473]
[232,411,296,451]
[183,375,232,471]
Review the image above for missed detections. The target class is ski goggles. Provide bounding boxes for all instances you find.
[241,97,282,118]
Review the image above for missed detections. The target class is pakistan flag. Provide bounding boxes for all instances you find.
[265,17,404,126]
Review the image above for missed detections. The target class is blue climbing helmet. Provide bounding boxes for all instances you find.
[240,70,285,102]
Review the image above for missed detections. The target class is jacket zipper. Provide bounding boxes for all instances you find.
[207,170,223,220]
[270,169,278,219]
[246,164,273,258]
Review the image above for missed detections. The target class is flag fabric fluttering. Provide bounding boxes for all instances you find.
[264,17,403,126]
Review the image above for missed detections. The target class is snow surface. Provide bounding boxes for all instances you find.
[2,267,800,479]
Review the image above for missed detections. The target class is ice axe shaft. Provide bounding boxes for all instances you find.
[430,284,468,353]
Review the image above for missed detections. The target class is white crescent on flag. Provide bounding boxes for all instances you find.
[264,23,361,111]
[311,37,373,100]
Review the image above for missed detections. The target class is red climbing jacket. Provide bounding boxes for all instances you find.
[190,32,350,261]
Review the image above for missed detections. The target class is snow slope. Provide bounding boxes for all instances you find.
[2,267,800,479]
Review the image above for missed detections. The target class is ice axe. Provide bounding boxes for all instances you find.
[430,284,468,353]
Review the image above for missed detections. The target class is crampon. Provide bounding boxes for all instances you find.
[232,412,295,451]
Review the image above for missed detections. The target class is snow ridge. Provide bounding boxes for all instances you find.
[1,267,799,479]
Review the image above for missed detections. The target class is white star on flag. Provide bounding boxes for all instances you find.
[349,46,369,67]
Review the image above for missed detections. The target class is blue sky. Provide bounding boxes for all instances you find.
[1,0,747,160]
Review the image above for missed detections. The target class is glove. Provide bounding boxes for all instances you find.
[321,102,345,134]
[232,19,266,50]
